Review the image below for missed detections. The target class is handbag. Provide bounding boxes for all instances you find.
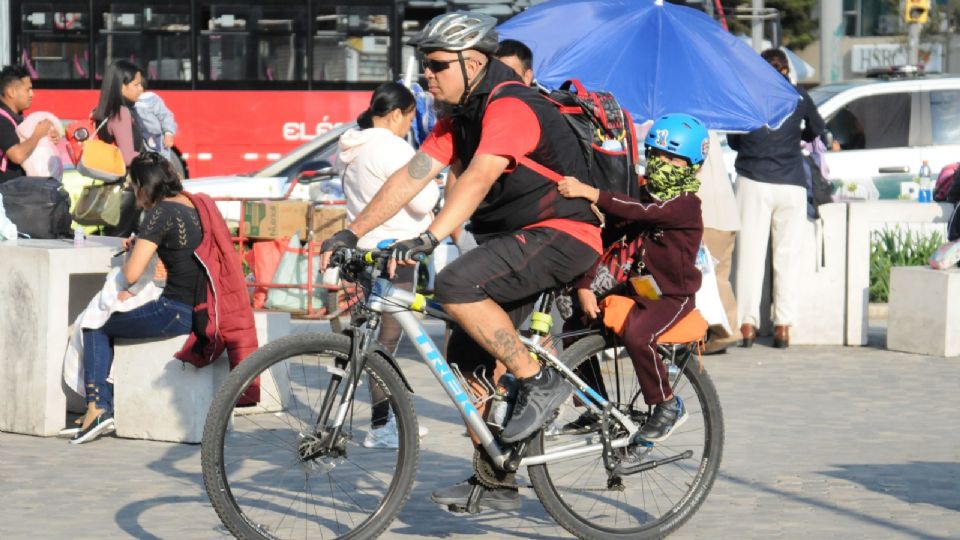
[76,119,126,182]
[73,181,127,226]
[803,153,833,219]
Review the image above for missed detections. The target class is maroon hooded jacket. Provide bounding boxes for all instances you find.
[175,192,258,376]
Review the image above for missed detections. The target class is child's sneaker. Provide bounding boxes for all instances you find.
[637,396,688,443]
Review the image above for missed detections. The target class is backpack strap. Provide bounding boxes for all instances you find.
[92,117,110,139]
[623,110,639,165]
[485,80,527,108]
[0,107,19,172]
[560,79,589,99]
[484,81,570,184]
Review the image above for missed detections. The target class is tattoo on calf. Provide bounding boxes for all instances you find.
[479,327,527,372]
[408,152,433,180]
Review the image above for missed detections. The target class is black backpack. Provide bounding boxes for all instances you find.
[488,79,642,200]
[0,176,73,239]
[545,80,642,200]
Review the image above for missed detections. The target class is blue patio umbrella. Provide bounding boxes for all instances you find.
[498,0,800,131]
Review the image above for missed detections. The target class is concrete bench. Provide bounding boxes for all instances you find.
[0,237,123,437]
[112,310,291,443]
[887,266,960,357]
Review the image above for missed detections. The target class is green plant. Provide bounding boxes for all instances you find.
[869,226,944,302]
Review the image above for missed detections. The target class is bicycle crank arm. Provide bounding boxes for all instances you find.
[613,449,694,476]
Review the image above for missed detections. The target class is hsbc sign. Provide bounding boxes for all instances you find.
[851,43,943,73]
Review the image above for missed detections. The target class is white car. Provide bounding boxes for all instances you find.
[185,123,352,221]
[721,73,960,200]
[810,73,960,199]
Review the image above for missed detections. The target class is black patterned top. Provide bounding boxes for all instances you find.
[138,200,204,305]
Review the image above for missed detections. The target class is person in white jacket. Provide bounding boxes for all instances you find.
[337,81,439,448]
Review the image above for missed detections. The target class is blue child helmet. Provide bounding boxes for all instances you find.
[644,113,710,166]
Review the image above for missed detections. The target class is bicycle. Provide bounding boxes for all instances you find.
[201,247,724,540]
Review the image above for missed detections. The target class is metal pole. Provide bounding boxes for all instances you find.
[819,0,844,84]
[907,23,920,65]
[0,1,9,66]
[751,0,764,52]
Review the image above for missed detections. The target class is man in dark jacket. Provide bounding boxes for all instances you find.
[727,48,829,349]
[322,12,601,510]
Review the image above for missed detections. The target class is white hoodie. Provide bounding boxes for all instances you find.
[338,127,440,250]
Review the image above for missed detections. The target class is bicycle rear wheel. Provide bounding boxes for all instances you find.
[528,334,723,540]
[201,332,419,540]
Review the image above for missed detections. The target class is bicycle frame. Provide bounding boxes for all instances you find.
[363,276,643,471]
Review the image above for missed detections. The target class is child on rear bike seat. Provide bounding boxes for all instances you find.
[557,113,707,443]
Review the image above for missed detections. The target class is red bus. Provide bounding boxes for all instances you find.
[6,0,511,177]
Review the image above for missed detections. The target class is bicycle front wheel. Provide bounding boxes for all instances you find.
[201,332,419,540]
[528,334,724,540]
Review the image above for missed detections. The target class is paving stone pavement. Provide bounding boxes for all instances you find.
[1,321,958,540]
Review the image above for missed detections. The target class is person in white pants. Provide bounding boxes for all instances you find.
[734,176,807,346]
[728,48,829,348]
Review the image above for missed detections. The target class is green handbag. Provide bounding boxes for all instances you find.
[73,181,127,226]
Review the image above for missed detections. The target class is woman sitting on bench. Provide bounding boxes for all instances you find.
[71,152,255,444]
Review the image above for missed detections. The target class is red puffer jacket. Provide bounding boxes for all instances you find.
[175,192,258,381]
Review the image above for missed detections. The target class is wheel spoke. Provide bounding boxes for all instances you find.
[202,333,419,540]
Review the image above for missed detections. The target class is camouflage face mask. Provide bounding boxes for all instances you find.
[644,155,701,201]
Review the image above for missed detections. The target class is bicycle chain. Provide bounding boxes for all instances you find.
[473,447,517,489]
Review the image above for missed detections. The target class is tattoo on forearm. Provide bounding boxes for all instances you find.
[408,152,433,180]
[478,327,527,372]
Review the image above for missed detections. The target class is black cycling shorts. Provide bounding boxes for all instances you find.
[434,227,598,375]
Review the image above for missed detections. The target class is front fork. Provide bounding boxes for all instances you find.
[301,325,374,461]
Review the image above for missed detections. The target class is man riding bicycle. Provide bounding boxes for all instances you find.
[321,11,601,510]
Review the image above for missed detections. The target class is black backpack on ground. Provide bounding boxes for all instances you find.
[0,176,73,239]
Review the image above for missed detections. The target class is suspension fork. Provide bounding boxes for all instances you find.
[314,327,370,450]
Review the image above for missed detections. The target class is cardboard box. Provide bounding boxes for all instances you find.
[242,200,309,240]
[311,206,348,242]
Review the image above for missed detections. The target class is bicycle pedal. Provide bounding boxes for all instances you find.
[445,503,481,514]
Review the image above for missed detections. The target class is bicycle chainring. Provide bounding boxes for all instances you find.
[473,447,517,489]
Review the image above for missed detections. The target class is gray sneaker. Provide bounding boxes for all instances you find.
[430,476,520,511]
[500,369,573,443]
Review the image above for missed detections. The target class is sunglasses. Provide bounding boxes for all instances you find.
[421,57,458,73]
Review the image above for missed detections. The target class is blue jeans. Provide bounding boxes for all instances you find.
[82,296,193,412]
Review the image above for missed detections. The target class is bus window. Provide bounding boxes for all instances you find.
[313,6,393,83]
[18,2,89,81]
[96,2,192,82]
[198,1,307,83]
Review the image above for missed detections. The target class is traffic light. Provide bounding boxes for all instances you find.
[904,0,930,24]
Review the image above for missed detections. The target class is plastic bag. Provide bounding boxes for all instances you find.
[928,240,960,270]
[244,237,288,308]
[264,233,324,311]
[694,243,731,336]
